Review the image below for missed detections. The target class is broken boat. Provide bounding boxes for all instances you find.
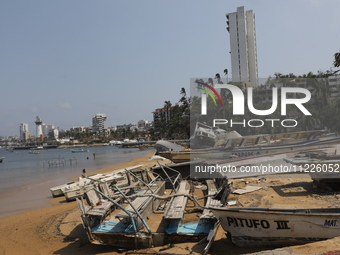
[159,131,340,164]
[78,167,166,248]
[76,165,231,249]
[50,165,142,200]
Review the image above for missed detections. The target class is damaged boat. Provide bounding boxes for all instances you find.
[159,130,340,164]
[76,165,177,248]
[76,165,231,249]
[50,165,143,200]
[79,168,166,248]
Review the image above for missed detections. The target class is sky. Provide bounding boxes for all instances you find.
[1,0,339,137]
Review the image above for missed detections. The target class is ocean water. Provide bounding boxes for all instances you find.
[0,146,155,218]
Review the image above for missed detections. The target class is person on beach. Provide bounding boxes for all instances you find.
[82,169,87,178]
[93,153,96,159]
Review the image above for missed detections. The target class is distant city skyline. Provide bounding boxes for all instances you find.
[10,114,151,138]
[1,0,339,136]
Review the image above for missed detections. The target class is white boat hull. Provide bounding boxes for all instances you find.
[210,207,340,247]
[284,156,340,183]
[164,136,340,163]
[64,173,128,201]
[71,148,89,153]
[50,182,75,197]
[51,165,144,200]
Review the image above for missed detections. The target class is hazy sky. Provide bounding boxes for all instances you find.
[1,0,339,136]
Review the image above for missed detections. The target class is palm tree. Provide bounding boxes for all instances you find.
[164,100,172,123]
[180,87,186,97]
[310,78,329,107]
[179,87,189,109]
[224,69,228,82]
[215,73,223,84]
[334,52,340,68]
[207,78,214,86]
[164,100,172,108]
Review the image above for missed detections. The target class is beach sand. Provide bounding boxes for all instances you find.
[1,153,340,255]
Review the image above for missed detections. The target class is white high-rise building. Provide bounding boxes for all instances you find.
[92,114,108,133]
[19,123,29,140]
[48,128,59,140]
[42,124,55,137]
[226,6,258,86]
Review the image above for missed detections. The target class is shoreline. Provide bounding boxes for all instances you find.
[0,148,158,219]
[67,152,161,181]
[1,152,340,254]
[49,151,167,206]
[0,151,172,255]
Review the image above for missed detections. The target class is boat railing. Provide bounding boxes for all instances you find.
[112,175,166,234]
[92,188,139,233]
[113,185,151,233]
[156,162,182,191]
[124,168,160,193]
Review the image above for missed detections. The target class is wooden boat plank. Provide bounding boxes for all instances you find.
[115,181,164,219]
[115,193,149,218]
[163,180,190,220]
[86,202,113,217]
[206,179,217,195]
[201,180,221,219]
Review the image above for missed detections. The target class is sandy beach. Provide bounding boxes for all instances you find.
[1,152,340,255]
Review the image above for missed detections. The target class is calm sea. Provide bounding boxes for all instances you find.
[0,146,155,218]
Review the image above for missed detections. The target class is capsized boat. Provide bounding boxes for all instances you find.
[154,140,186,154]
[209,206,340,247]
[189,122,242,149]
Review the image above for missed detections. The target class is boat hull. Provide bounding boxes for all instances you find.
[64,174,128,201]
[164,136,340,163]
[71,148,89,153]
[210,207,340,247]
[284,156,340,184]
[89,181,166,248]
